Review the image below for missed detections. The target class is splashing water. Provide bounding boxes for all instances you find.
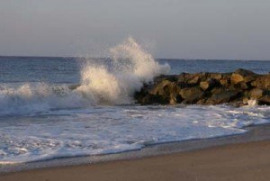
[110,37,169,82]
[0,38,170,115]
[76,37,170,104]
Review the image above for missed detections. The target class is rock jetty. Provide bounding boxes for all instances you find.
[134,69,270,106]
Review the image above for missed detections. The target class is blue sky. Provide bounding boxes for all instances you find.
[0,0,270,59]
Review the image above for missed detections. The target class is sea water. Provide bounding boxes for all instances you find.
[0,38,270,164]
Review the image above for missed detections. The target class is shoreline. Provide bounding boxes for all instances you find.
[1,140,270,181]
[1,123,270,175]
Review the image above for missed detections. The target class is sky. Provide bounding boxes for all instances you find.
[0,0,270,60]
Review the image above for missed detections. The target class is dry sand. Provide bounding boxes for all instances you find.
[1,140,270,181]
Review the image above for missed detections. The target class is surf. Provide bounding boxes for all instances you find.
[0,37,170,115]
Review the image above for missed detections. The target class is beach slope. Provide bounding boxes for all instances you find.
[1,140,270,181]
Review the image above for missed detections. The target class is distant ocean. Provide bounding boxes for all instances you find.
[1,38,270,164]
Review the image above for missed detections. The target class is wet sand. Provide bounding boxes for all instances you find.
[1,140,270,181]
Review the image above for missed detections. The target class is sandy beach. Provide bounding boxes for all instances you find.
[1,140,270,181]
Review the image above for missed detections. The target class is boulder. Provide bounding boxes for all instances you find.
[177,73,192,83]
[206,89,240,104]
[208,73,222,80]
[219,78,229,87]
[179,87,204,103]
[149,80,181,104]
[251,75,270,89]
[231,73,244,84]
[200,79,217,91]
[188,75,200,84]
[234,81,249,90]
[200,81,210,91]
[235,69,258,82]
[231,69,257,84]
[177,73,201,85]
[250,88,263,99]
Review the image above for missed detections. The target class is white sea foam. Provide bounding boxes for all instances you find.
[0,83,83,115]
[0,105,269,164]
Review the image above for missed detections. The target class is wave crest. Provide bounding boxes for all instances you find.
[0,37,170,115]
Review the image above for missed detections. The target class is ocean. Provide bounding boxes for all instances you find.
[1,38,270,164]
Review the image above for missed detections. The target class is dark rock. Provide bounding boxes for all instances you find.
[206,89,240,105]
[251,75,270,89]
[234,81,249,90]
[231,73,244,84]
[200,79,218,91]
[149,80,181,104]
[68,84,81,90]
[258,95,270,105]
[177,81,189,89]
[177,73,191,83]
[250,88,263,99]
[235,69,258,82]
[219,78,229,87]
[188,75,200,84]
[197,98,207,105]
[231,69,257,84]
[208,73,222,80]
[177,73,200,85]
[234,69,255,77]
[179,87,204,103]
[155,75,178,82]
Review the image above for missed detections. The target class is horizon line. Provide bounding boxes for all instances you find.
[0,55,269,61]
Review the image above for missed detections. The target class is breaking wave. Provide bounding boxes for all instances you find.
[0,37,170,115]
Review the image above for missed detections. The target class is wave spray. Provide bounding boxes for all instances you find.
[76,37,170,104]
[0,37,170,114]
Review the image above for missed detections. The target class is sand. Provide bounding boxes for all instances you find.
[1,140,270,181]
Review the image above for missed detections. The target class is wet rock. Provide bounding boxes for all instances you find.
[234,81,249,90]
[258,95,270,105]
[177,73,192,83]
[138,80,181,104]
[250,88,263,99]
[231,69,258,84]
[208,73,222,80]
[206,89,240,105]
[235,69,258,82]
[231,73,244,84]
[200,81,210,91]
[219,78,229,87]
[134,69,270,106]
[188,75,200,84]
[177,81,190,89]
[179,87,204,104]
[251,75,270,89]
[178,73,201,85]
[155,75,178,82]
[200,79,217,91]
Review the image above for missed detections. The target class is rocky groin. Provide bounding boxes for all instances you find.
[134,69,270,106]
